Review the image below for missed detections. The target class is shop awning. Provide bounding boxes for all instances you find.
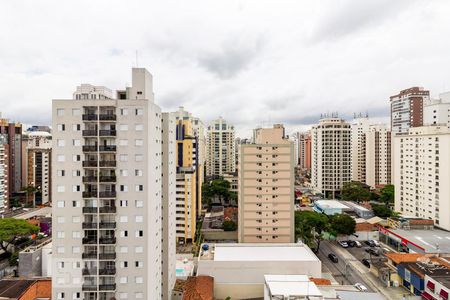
[427,281,435,292]
[422,291,436,300]
[440,289,449,300]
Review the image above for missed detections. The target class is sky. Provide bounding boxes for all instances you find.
[1,0,450,137]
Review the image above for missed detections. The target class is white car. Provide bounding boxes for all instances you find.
[338,240,349,248]
[354,241,362,247]
[371,240,380,247]
[354,283,368,292]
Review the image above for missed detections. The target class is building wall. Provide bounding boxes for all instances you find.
[161,113,176,300]
[206,117,235,177]
[394,125,450,231]
[351,117,370,183]
[0,144,7,212]
[52,68,163,300]
[424,95,450,128]
[238,125,294,243]
[311,118,351,198]
[365,125,391,187]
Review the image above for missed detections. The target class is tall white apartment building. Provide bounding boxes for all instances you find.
[351,116,370,183]
[0,143,7,213]
[311,117,351,199]
[25,131,52,205]
[290,132,300,165]
[161,113,176,300]
[394,125,450,230]
[206,117,235,177]
[424,92,450,128]
[365,125,391,188]
[52,68,174,300]
[238,124,295,243]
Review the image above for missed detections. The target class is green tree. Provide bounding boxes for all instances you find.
[295,211,329,252]
[202,179,233,208]
[372,204,393,218]
[223,220,237,231]
[0,218,39,255]
[329,214,356,236]
[380,185,394,206]
[341,181,371,202]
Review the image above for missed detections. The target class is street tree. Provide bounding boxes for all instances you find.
[0,218,39,255]
[329,214,356,237]
[295,211,329,252]
[341,181,371,202]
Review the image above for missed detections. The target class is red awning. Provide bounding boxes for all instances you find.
[440,289,449,300]
[422,291,436,300]
[427,281,435,291]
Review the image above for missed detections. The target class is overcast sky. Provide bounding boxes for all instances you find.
[1,0,450,137]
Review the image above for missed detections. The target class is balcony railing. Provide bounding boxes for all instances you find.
[99,237,116,244]
[82,114,117,121]
[99,206,116,213]
[82,222,97,229]
[99,268,116,275]
[99,222,116,229]
[82,237,97,244]
[82,191,116,198]
[82,284,97,291]
[99,284,116,291]
[82,145,98,152]
[82,176,116,183]
[99,130,116,137]
[99,253,116,260]
[99,145,116,152]
[82,253,97,259]
[83,207,97,213]
[82,268,97,275]
[82,130,98,136]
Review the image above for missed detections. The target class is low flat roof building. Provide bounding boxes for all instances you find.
[197,243,321,299]
[264,275,323,299]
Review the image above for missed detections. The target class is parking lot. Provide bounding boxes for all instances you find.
[337,240,389,268]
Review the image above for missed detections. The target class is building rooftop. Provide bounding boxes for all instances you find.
[199,243,320,262]
[401,260,450,279]
[385,253,424,265]
[335,290,385,300]
[314,200,349,209]
[389,228,450,253]
[182,276,214,300]
[264,275,322,298]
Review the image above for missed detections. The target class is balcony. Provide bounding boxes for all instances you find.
[99,145,116,152]
[82,237,97,244]
[83,207,97,213]
[82,222,97,229]
[83,145,98,152]
[83,161,98,168]
[99,237,116,244]
[82,130,98,137]
[82,176,116,183]
[82,114,97,121]
[82,284,97,291]
[99,284,116,291]
[82,114,117,121]
[82,268,97,276]
[82,191,116,198]
[99,206,116,213]
[82,253,97,259]
[99,222,116,229]
[99,268,116,275]
[99,130,116,137]
[99,253,116,260]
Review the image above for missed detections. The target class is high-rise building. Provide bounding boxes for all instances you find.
[171,107,205,243]
[290,132,300,165]
[52,68,174,300]
[161,113,176,300]
[206,117,235,177]
[299,132,312,172]
[24,131,52,206]
[0,114,22,197]
[311,117,351,199]
[390,87,429,136]
[394,125,450,230]
[365,125,391,188]
[351,116,370,183]
[0,142,7,213]
[424,92,450,129]
[238,124,294,243]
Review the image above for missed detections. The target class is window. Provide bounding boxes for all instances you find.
[135,276,143,283]
[72,246,80,254]
[120,277,128,284]
[72,139,81,146]
[135,293,143,299]
[119,124,128,131]
[57,185,65,193]
[72,231,81,239]
[120,108,128,115]
[57,216,65,223]
[135,246,143,253]
[72,216,80,223]
[135,124,143,131]
[135,154,143,162]
[120,185,128,192]
[135,169,143,176]
[119,139,128,146]
[57,124,65,131]
[120,246,128,253]
[72,261,81,269]
[120,230,128,237]
[120,261,128,268]
[135,200,143,208]
[72,185,80,192]
[72,108,81,116]
[72,200,80,207]
[57,139,65,147]
[120,200,128,207]
[57,246,65,254]
[57,109,64,116]
[57,170,65,176]
[135,108,144,115]
[135,139,143,146]
[136,230,144,237]
[136,185,144,192]
[135,216,143,223]
[119,154,128,162]
[57,155,65,162]
[135,261,143,268]
[120,169,128,176]
[120,216,128,223]
[119,292,128,299]
[72,154,81,162]
[57,231,65,238]
[57,291,65,299]
[57,201,65,208]
[73,292,81,299]
[72,170,81,177]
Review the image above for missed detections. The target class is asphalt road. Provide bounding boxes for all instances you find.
[318,241,375,292]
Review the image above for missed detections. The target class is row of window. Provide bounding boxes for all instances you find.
[56,108,145,116]
[56,154,145,162]
[55,215,145,223]
[56,245,146,254]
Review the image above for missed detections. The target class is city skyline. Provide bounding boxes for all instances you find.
[2,1,450,137]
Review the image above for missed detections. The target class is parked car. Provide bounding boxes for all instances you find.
[365,248,380,256]
[338,241,349,248]
[347,240,356,247]
[362,258,371,268]
[355,241,362,248]
[355,283,368,292]
[328,253,339,263]
[365,240,375,247]
[371,240,380,247]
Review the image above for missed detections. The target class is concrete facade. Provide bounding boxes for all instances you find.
[238,125,295,243]
[206,117,235,177]
[365,124,391,188]
[424,92,450,129]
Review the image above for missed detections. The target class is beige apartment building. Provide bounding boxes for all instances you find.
[351,116,370,183]
[52,68,175,300]
[394,125,450,231]
[365,124,391,188]
[206,117,235,177]
[238,124,294,243]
